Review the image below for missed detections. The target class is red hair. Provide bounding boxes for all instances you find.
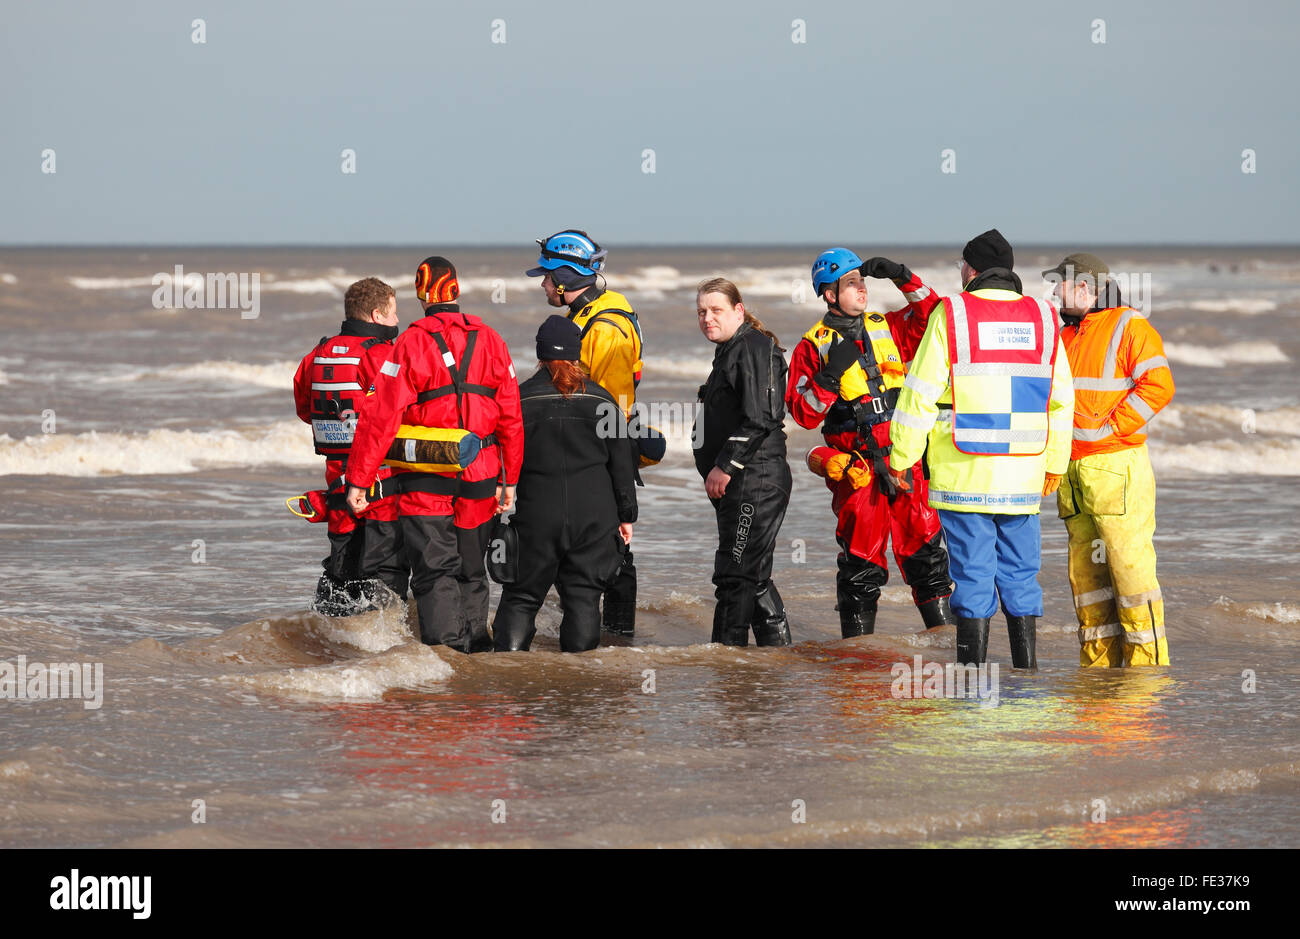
[543,359,588,397]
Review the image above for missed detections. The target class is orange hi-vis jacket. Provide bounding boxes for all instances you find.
[1061,306,1175,460]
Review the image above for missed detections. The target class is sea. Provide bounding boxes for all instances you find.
[1,245,1297,847]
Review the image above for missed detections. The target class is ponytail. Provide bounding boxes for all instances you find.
[743,311,783,353]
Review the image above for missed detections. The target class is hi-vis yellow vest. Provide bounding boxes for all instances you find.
[944,293,1058,456]
[803,312,906,402]
[570,290,643,417]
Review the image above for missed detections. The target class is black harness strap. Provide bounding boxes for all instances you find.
[578,311,631,340]
[831,334,901,500]
[366,473,497,502]
[408,325,502,503]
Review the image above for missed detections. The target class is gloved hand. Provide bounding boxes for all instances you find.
[862,256,913,286]
[1042,473,1062,497]
[814,338,861,391]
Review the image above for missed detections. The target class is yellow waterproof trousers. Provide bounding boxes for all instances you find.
[1058,444,1170,667]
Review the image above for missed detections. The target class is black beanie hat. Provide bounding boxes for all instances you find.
[536,314,581,362]
[962,229,1014,273]
[549,265,596,292]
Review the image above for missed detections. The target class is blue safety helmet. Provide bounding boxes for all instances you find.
[811,248,865,298]
[526,230,608,278]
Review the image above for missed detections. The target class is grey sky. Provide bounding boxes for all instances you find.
[2,0,1297,245]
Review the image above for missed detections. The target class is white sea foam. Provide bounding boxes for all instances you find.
[96,360,297,390]
[260,278,345,295]
[68,275,160,290]
[311,602,416,652]
[1162,404,1300,437]
[0,420,316,476]
[1186,299,1278,315]
[0,274,16,285]
[1164,341,1289,367]
[1244,602,1300,624]
[1150,438,1300,476]
[223,643,454,701]
[0,370,7,386]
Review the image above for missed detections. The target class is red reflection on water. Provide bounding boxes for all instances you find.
[324,692,537,795]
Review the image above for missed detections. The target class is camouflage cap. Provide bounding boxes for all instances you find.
[1042,252,1109,285]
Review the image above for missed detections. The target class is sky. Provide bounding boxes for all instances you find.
[2,0,1297,245]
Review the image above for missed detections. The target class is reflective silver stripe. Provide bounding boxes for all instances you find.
[728,436,749,442]
[948,295,972,363]
[866,329,892,342]
[955,428,1047,444]
[1101,308,1140,384]
[1118,588,1163,609]
[1073,425,1114,442]
[928,489,1041,507]
[1131,355,1169,379]
[313,356,361,365]
[1033,298,1057,366]
[795,375,831,414]
[904,285,932,302]
[891,409,934,431]
[1075,586,1115,608]
[803,389,829,413]
[729,460,744,470]
[903,372,946,400]
[1125,392,1157,423]
[1072,376,1134,392]
[953,362,1053,378]
[310,381,362,391]
[1079,622,1123,642]
[1122,626,1166,646]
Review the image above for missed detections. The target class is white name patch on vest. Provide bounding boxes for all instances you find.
[380,360,401,377]
[978,322,1035,350]
[332,345,349,355]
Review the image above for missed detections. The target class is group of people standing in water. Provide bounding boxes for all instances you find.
[293,227,1175,669]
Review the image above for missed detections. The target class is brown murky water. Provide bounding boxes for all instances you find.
[1,246,1297,847]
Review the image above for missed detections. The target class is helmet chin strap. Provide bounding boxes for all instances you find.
[825,287,845,317]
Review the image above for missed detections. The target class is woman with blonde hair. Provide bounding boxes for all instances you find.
[693,278,792,646]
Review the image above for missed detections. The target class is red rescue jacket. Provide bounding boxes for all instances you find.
[346,306,524,528]
[786,271,941,455]
[293,321,399,527]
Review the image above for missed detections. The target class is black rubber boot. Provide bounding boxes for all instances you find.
[956,616,990,665]
[839,607,877,638]
[752,583,792,647]
[313,572,361,617]
[468,621,495,654]
[1006,614,1038,669]
[835,552,885,639]
[917,594,957,630]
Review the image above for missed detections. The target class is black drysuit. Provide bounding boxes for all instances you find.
[492,370,639,652]
[694,323,792,646]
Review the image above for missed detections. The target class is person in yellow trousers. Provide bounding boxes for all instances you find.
[888,230,1074,668]
[1043,253,1175,667]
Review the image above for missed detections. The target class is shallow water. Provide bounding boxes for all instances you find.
[1,246,1297,847]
